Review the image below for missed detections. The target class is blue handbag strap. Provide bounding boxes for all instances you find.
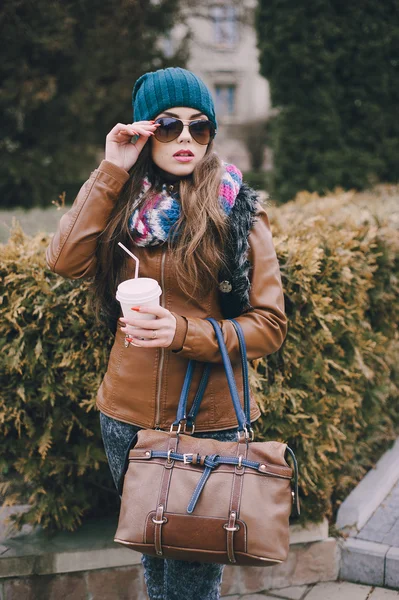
[186,319,250,428]
[173,360,211,426]
[185,363,212,428]
[230,319,251,420]
[173,318,251,433]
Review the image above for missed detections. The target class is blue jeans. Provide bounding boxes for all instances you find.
[100,412,239,600]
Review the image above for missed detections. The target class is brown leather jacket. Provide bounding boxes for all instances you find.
[46,160,287,431]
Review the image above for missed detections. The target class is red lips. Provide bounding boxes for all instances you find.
[173,149,194,157]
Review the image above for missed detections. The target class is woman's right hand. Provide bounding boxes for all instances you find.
[105,121,160,171]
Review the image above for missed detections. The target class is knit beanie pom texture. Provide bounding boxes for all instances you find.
[132,67,217,130]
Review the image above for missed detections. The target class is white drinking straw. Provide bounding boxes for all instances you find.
[118,242,139,279]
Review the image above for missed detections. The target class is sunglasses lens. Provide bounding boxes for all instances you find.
[154,118,183,142]
[189,121,214,145]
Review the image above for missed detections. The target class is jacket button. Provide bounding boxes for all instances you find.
[219,280,232,293]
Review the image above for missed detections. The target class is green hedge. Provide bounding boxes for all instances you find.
[256,1,399,203]
[0,228,116,530]
[253,184,399,522]
[242,171,270,192]
[1,185,398,531]
[1,0,183,208]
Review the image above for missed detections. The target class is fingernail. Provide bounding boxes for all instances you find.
[126,338,133,343]
[131,307,140,311]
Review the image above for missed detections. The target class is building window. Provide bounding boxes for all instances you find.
[211,5,238,47]
[215,84,236,117]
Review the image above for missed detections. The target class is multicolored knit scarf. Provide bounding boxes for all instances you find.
[128,162,242,246]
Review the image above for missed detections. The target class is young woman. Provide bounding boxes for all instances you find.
[46,67,287,600]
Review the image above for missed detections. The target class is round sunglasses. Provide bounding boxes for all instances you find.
[153,117,216,145]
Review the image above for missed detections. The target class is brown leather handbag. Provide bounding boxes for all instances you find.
[114,318,300,566]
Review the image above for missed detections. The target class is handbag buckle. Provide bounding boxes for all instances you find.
[237,427,255,442]
[152,516,168,525]
[183,453,194,464]
[183,422,196,435]
[170,423,182,434]
[223,523,240,532]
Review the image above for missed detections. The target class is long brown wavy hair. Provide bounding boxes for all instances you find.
[91,140,230,325]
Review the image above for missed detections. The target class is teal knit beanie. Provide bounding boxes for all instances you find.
[132,67,217,131]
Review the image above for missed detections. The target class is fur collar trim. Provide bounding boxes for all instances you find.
[217,182,259,318]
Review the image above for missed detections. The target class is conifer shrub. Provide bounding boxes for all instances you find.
[253,184,399,522]
[1,0,184,208]
[256,1,399,203]
[242,171,270,191]
[0,185,398,531]
[0,226,116,530]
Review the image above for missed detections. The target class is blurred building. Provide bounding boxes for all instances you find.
[164,0,272,172]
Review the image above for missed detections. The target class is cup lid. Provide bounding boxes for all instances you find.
[116,278,162,303]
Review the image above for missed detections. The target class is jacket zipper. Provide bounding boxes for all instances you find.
[155,247,167,427]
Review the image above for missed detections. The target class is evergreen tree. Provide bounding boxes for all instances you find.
[0,0,185,207]
[255,1,399,202]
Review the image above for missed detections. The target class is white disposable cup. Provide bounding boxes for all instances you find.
[116,278,162,336]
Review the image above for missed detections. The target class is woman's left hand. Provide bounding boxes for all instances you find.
[119,306,177,348]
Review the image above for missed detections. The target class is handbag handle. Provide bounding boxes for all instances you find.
[172,318,252,437]
[184,319,251,431]
[185,362,212,431]
[230,319,251,420]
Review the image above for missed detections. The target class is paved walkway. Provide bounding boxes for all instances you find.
[222,581,399,599]
[356,480,399,546]
[339,479,399,588]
